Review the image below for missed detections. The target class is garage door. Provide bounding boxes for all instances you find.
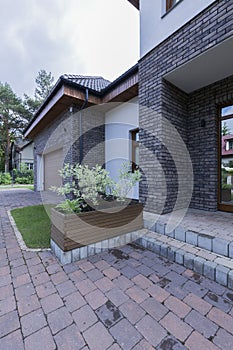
[44,148,63,190]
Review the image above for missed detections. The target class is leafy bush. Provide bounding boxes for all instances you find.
[51,162,141,214]
[222,183,232,190]
[0,172,12,185]
[13,163,33,184]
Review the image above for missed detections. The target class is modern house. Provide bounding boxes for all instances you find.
[12,140,34,170]
[24,65,139,196]
[128,0,233,213]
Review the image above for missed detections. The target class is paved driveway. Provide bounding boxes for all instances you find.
[0,189,233,349]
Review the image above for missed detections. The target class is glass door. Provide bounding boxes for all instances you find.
[219,105,233,212]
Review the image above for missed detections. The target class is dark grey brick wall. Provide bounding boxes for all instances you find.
[139,0,233,213]
[33,106,105,191]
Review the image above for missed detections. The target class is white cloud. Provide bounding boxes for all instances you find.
[0,0,139,97]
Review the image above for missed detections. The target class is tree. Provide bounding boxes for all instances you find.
[0,82,30,172]
[35,69,54,101]
[222,122,230,136]
[23,69,54,117]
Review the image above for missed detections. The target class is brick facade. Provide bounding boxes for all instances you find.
[139,0,233,213]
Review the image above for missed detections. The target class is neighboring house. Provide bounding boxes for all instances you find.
[128,0,233,213]
[24,65,139,197]
[222,134,233,164]
[12,140,34,170]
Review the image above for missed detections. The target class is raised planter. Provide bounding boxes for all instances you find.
[51,201,143,252]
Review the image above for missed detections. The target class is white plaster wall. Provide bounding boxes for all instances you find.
[140,0,215,57]
[105,97,139,199]
[21,143,34,161]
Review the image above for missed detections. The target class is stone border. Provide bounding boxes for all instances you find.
[135,230,233,291]
[7,210,50,252]
[144,212,233,259]
[51,229,147,265]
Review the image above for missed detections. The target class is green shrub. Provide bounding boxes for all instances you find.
[13,163,33,184]
[0,172,12,185]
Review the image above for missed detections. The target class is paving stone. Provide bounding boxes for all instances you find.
[110,318,142,350]
[21,308,47,337]
[95,259,111,271]
[146,284,169,302]
[15,282,35,301]
[136,264,154,277]
[125,285,149,304]
[73,304,98,332]
[157,335,188,350]
[183,293,212,315]
[183,280,208,298]
[160,312,193,342]
[185,309,218,338]
[64,291,86,312]
[113,275,134,291]
[47,306,73,334]
[185,331,218,350]
[0,284,13,300]
[215,265,229,286]
[11,264,28,277]
[46,263,63,275]
[50,271,68,285]
[32,272,50,287]
[25,326,56,350]
[0,310,20,338]
[0,274,11,288]
[198,234,212,251]
[35,281,56,298]
[0,296,16,316]
[17,294,41,316]
[95,276,115,292]
[106,287,129,307]
[208,307,233,334]
[132,274,153,289]
[10,258,25,268]
[26,257,41,267]
[56,279,76,298]
[54,324,85,350]
[174,227,186,242]
[203,261,217,281]
[213,328,233,349]
[96,300,123,328]
[213,238,229,256]
[0,330,24,350]
[13,273,31,288]
[119,299,146,324]
[76,278,97,295]
[186,231,198,246]
[103,267,121,279]
[69,269,86,283]
[83,321,114,350]
[86,268,103,282]
[40,293,63,314]
[136,314,167,347]
[78,260,94,272]
[164,295,191,319]
[141,297,168,321]
[120,266,138,279]
[204,292,231,312]
[175,249,185,265]
[200,278,226,296]
[133,339,156,350]
[28,263,45,276]
[85,288,107,309]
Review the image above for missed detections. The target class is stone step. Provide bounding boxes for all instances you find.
[134,230,233,290]
[144,212,233,259]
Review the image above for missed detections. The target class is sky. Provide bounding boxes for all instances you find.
[0,0,139,98]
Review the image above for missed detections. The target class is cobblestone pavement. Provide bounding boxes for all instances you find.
[1,189,233,349]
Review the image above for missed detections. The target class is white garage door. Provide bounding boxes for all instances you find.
[44,148,63,190]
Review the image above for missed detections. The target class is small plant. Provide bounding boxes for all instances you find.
[13,163,33,184]
[222,183,232,190]
[51,162,141,213]
[0,172,12,185]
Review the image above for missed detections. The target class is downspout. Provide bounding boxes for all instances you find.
[79,88,89,163]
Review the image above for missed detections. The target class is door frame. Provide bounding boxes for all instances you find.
[218,106,233,213]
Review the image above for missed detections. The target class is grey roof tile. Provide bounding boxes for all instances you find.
[62,74,111,92]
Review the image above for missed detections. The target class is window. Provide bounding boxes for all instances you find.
[229,140,233,150]
[131,128,139,172]
[165,0,181,12]
[26,162,33,170]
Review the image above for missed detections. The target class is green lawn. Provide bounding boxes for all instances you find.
[0,185,34,190]
[11,205,52,248]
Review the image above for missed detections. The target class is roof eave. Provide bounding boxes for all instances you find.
[128,0,139,10]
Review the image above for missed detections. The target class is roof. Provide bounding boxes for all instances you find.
[61,75,111,92]
[128,0,139,9]
[24,63,138,138]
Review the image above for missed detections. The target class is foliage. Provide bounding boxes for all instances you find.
[11,205,51,248]
[222,183,232,190]
[222,122,231,136]
[13,163,33,184]
[0,172,12,185]
[23,69,54,116]
[0,82,30,172]
[51,162,141,214]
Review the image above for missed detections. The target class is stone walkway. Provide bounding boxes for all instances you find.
[1,190,233,349]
